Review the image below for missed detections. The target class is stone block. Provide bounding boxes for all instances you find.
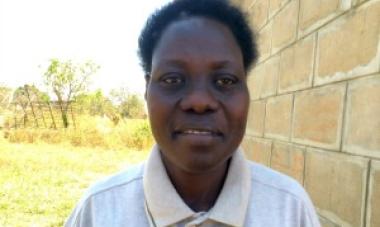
[257,22,272,62]
[315,0,380,85]
[367,160,380,227]
[241,136,272,166]
[319,216,340,227]
[249,0,269,29]
[343,75,380,158]
[242,0,256,9]
[352,0,368,7]
[248,56,279,99]
[265,94,293,140]
[261,56,280,97]
[278,34,315,93]
[292,84,345,150]
[299,0,351,37]
[305,148,368,227]
[246,100,266,136]
[247,63,264,100]
[270,142,305,184]
[272,0,298,53]
[269,0,290,17]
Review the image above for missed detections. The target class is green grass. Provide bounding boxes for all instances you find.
[5,117,154,151]
[0,139,149,227]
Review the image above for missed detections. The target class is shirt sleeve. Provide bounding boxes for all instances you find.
[300,194,321,227]
[64,198,94,227]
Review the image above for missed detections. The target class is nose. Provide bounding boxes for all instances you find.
[179,82,219,114]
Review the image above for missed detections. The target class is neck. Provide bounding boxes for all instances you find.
[162,158,230,212]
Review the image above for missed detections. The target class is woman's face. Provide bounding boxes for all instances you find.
[146,17,249,174]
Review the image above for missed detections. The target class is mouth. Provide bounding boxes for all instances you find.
[174,128,223,137]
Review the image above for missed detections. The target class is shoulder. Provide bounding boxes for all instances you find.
[84,162,145,198]
[65,163,146,227]
[245,161,321,226]
[247,161,306,198]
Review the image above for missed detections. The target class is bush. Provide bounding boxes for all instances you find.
[4,116,154,150]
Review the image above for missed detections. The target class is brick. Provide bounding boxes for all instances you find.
[343,75,380,158]
[315,0,380,85]
[319,216,340,227]
[249,0,269,29]
[367,160,380,227]
[248,56,279,99]
[352,0,368,6]
[299,0,350,36]
[292,84,345,150]
[305,148,368,227]
[278,34,315,93]
[242,0,256,9]
[261,56,279,97]
[241,136,272,166]
[270,142,305,184]
[269,0,290,17]
[272,0,298,53]
[257,22,272,62]
[247,64,264,100]
[246,100,266,136]
[265,94,293,140]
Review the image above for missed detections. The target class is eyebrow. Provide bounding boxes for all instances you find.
[159,59,234,70]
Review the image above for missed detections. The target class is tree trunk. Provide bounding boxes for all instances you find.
[54,89,69,128]
[58,99,69,128]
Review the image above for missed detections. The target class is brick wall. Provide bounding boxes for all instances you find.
[232,0,380,226]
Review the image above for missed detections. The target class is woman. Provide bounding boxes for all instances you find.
[66,0,320,226]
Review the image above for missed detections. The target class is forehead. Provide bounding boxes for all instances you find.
[151,17,243,69]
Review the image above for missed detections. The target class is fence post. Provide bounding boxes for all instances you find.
[24,85,39,128]
[38,102,47,128]
[48,103,57,129]
[70,102,76,129]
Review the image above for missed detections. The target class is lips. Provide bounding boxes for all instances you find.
[174,127,223,137]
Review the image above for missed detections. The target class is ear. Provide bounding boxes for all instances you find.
[144,74,151,100]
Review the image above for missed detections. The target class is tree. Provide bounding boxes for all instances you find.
[0,85,12,113]
[43,59,99,127]
[75,90,121,124]
[12,84,50,127]
[110,88,146,119]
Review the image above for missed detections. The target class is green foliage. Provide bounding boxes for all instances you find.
[43,59,99,127]
[43,59,99,101]
[110,87,146,119]
[119,94,145,119]
[12,84,50,105]
[75,89,117,117]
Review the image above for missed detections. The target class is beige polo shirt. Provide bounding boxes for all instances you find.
[144,145,251,226]
[65,145,321,227]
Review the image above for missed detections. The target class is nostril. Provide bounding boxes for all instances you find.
[179,90,219,113]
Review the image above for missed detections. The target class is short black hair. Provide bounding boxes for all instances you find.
[138,0,259,75]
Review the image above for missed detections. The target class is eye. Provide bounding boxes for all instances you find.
[163,77,182,84]
[215,74,238,87]
[159,73,184,86]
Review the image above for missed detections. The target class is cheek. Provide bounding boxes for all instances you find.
[229,91,249,124]
[147,96,167,143]
[146,86,178,133]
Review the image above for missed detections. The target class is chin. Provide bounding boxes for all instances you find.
[180,152,232,174]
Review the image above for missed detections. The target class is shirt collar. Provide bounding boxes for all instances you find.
[143,145,251,227]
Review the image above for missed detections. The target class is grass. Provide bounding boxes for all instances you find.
[5,116,154,150]
[0,131,150,226]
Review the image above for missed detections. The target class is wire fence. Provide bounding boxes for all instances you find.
[2,101,77,129]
